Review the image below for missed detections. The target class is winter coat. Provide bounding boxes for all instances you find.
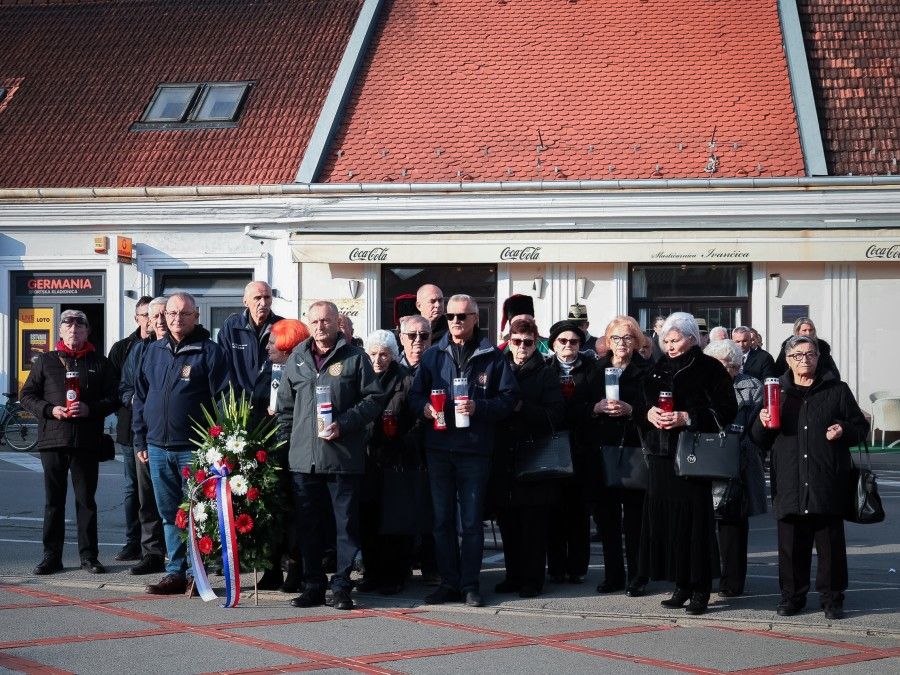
[725,373,767,518]
[742,347,777,382]
[119,336,153,410]
[276,336,384,474]
[20,349,118,452]
[108,328,142,445]
[132,326,231,450]
[409,333,518,455]
[750,369,868,519]
[639,346,738,457]
[217,309,284,411]
[593,352,652,449]
[774,336,840,380]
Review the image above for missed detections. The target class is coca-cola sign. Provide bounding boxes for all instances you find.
[865,244,900,259]
[499,246,542,261]
[348,247,389,262]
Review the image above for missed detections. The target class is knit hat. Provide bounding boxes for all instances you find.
[392,293,417,329]
[567,303,588,321]
[501,294,535,331]
[548,320,586,347]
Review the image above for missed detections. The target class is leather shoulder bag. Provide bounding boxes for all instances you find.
[675,409,740,480]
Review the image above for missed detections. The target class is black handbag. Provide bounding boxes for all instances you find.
[379,466,433,535]
[712,478,747,521]
[600,424,647,490]
[514,415,573,482]
[845,443,885,525]
[97,433,116,462]
[675,410,740,479]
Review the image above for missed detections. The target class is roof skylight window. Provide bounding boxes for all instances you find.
[135,82,252,130]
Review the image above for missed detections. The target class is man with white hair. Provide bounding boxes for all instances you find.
[709,326,728,342]
[399,314,432,372]
[733,325,776,381]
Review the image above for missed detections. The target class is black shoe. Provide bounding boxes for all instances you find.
[465,590,484,607]
[114,543,141,562]
[776,598,806,617]
[494,579,520,594]
[519,585,541,598]
[718,588,742,598]
[355,577,379,593]
[685,592,709,615]
[332,589,354,611]
[290,590,325,608]
[823,604,844,620]
[256,569,283,590]
[596,580,625,594]
[81,559,105,574]
[130,555,165,575]
[660,588,692,608]
[424,586,463,604]
[146,574,187,595]
[33,556,63,575]
[626,580,647,597]
[281,562,301,593]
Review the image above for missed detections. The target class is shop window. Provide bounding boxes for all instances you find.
[134,82,252,130]
[156,270,251,342]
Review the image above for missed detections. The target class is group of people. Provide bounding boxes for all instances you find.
[20,282,868,620]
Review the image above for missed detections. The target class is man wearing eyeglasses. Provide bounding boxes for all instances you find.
[20,309,119,576]
[398,315,432,372]
[410,294,518,607]
[133,292,231,595]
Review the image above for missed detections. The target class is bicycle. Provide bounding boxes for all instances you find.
[0,393,38,451]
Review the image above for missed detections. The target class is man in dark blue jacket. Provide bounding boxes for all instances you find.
[217,281,283,424]
[133,292,231,595]
[410,294,518,607]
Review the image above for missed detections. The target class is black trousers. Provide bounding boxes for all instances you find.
[717,518,749,594]
[597,488,645,585]
[292,472,361,594]
[40,450,99,561]
[498,504,549,590]
[777,514,848,607]
[546,490,590,578]
[359,502,413,586]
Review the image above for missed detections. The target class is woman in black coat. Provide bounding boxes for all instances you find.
[546,319,603,584]
[592,316,652,597]
[751,335,868,620]
[491,317,565,597]
[637,312,738,615]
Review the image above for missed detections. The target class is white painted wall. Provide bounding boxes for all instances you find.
[857,262,900,413]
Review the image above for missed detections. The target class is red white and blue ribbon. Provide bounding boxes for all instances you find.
[188,463,241,608]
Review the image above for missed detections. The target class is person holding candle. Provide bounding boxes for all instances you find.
[592,316,651,597]
[750,335,867,620]
[409,294,518,607]
[21,309,119,576]
[637,312,737,615]
[546,319,602,585]
[703,339,768,597]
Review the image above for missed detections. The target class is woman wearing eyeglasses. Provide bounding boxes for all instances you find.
[489,317,565,597]
[592,315,652,597]
[545,319,602,584]
[751,335,867,620]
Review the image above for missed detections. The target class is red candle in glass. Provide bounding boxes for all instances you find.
[382,410,398,438]
[657,391,674,413]
[430,389,447,430]
[65,371,80,415]
[764,378,781,429]
[560,374,575,399]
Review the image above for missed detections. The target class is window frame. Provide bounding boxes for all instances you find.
[133,81,253,131]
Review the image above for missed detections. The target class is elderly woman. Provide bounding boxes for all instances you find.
[357,329,415,595]
[490,317,565,597]
[593,316,652,596]
[751,336,867,620]
[637,312,737,615]
[774,317,839,379]
[703,339,767,597]
[546,320,602,584]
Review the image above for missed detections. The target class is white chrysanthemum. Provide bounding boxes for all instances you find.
[224,435,245,454]
[205,448,223,465]
[192,502,208,524]
[229,474,249,496]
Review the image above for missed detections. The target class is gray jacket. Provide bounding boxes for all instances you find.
[276,336,384,474]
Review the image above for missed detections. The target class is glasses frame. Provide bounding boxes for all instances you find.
[445,312,476,322]
[509,338,535,347]
[608,335,635,344]
[402,331,431,342]
[165,310,196,319]
[556,337,581,346]
[60,317,88,326]
[787,351,818,362]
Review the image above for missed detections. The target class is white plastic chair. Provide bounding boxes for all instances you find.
[871,397,900,447]
[870,390,891,403]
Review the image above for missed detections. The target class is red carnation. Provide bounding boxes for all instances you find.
[195,469,207,483]
[209,425,223,438]
[246,487,260,502]
[203,481,218,500]
[175,508,188,530]
[255,450,267,463]
[181,466,191,479]
[223,457,235,473]
[235,513,254,535]
[198,535,213,555]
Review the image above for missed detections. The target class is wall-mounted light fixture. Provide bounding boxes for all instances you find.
[576,277,588,300]
[532,276,544,298]
[348,279,362,299]
[769,273,785,298]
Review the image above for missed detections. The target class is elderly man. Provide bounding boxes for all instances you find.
[709,326,729,342]
[568,304,597,352]
[107,296,153,563]
[416,283,448,343]
[218,281,283,420]
[21,309,118,575]
[133,292,231,595]
[410,294,518,607]
[277,301,383,611]
[399,314,432,372]
[338,313,364,347]
[733,325,776,381]
[117,297,168,575]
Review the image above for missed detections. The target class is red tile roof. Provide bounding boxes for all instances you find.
[320,0,805,183]
[0,0,363,188]
[798,0,900,176]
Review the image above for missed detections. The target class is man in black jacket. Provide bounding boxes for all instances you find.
[733,325,776,381]
[107,295,152,563]
[20,309,118,576]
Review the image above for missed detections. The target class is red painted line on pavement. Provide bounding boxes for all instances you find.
[0,652,72,675]
[715,624,890,654]
[0,594,171,611]
[354,637,532,663]
[543,624,675,642]
[0,628,176,650]
[732,647,900,674]
[204,609,382,630]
